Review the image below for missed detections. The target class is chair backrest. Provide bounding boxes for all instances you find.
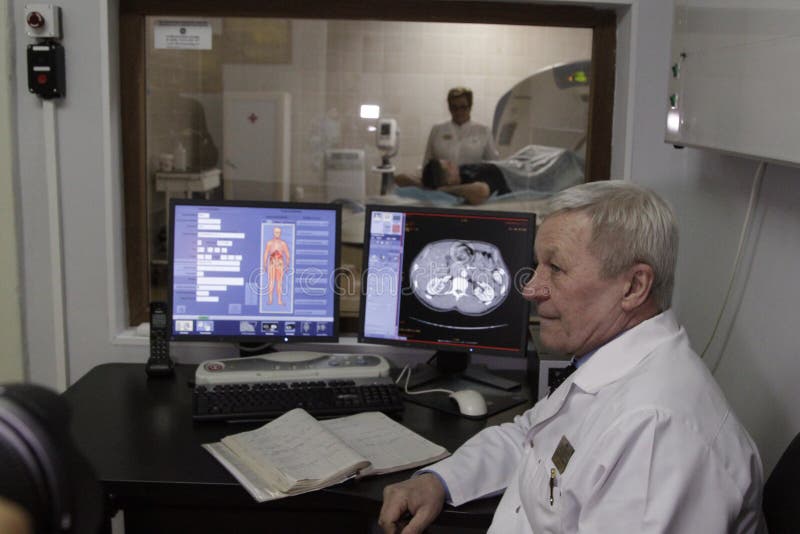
[763,432,800,534]
[0,384,103,534]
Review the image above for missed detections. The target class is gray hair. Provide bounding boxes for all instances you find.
[541,181,679,310]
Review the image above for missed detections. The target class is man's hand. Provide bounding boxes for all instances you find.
[0,497,32,534]
[378,473,446,534]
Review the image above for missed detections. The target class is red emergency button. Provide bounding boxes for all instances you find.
[27,11,45,29]
[204,361,225,372]
[37,73,48,85]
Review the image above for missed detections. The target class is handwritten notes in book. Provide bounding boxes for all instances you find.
[321,412,450,475]
[223,408,366,491]
[204,408,449,502]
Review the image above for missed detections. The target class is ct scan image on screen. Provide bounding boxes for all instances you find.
[410,239,510,316]
[359,206,536,417]
[361,207,534,356]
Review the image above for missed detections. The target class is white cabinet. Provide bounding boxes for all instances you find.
[665,1,800,166]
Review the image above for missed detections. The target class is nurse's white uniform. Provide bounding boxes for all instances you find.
[423,120,499,167]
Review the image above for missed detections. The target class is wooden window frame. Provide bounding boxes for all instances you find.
[120,0,617,325]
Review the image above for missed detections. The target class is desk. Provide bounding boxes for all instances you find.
[64,363,533,533]
[154,168,221,198]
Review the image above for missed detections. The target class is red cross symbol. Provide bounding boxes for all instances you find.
[247,113,258,124]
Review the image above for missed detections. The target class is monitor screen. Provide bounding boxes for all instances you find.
[359,206,535,357]
[169,199,341,343]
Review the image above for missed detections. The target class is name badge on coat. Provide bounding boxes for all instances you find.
[551,435,575,474]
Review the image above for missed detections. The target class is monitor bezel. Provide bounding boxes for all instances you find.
[357,204,535,358]
[167,198,341,343]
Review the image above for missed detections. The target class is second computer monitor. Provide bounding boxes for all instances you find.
[359,205,535,364]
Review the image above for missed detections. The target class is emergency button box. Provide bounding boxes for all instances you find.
[27,42,65,99]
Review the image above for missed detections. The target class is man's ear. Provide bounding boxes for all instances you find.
[620,263,654,311]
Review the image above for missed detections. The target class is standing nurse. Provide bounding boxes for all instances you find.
[423,87,499,167]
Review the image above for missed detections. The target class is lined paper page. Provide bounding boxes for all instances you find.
[321,412,449,475]
[222,408,367,492]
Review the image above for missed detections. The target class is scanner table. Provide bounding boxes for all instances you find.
[64,363,532,533]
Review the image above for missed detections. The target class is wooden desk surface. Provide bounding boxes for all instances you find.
[64,363,533,530]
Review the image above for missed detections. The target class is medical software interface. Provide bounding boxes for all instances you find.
[362,209,533,354]
[171,202,338,339]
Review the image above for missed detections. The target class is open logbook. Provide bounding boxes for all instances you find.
[204,408,449,502]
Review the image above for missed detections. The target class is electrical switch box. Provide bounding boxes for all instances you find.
[27,42,65,99]
[24,4,62,39]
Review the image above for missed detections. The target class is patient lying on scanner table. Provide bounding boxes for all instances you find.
[394,145,585,205]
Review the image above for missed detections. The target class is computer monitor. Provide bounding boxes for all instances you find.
[359,205,535,407]
[168,199,341,349]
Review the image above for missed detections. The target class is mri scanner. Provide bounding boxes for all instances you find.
[492,59,591,159]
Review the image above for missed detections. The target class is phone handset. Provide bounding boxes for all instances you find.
[146,301,175,378]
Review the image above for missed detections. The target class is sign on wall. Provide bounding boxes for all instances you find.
[154,21,213,50]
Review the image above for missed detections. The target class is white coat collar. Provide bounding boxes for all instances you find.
[572,309,683,394]
[527,310,682,433]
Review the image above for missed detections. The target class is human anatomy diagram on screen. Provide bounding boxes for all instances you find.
[260,224,295,313]
[410,240,510,316]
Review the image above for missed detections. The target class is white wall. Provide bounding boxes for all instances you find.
[621,0,800,474]
[8,0,800,473]
[0,1,25,382]
[13,0,136,389]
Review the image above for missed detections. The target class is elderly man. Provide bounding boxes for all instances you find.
[379,181,765,533]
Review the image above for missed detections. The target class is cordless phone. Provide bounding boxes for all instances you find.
[146,301,175,378]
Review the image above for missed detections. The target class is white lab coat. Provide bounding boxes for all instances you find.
[423,120,499,167]
[428,311,766,533]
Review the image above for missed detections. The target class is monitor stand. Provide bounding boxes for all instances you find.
[400,350,528,419]
[404,350,520,391]
[238,342,278,357]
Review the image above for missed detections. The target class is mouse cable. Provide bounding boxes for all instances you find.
[395,365,454,396]
[701,160,766,374]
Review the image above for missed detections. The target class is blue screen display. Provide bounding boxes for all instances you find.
[169,200,340,341]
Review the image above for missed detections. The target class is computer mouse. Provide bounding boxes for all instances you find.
[449,389,488,417]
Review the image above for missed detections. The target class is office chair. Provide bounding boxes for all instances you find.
[763,432,800,534]
[0,384,103,534]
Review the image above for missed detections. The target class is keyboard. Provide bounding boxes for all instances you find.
[192,376,404,422]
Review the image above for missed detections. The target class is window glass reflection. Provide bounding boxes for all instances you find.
[145,17,591,305]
